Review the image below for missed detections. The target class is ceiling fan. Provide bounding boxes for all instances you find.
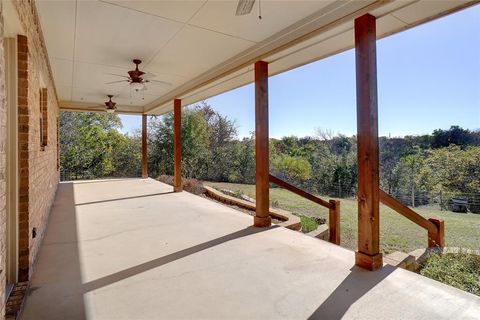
[105,59,172,92]
[235,0,262,19]
[104,95,117,113]
[80,95,117,113]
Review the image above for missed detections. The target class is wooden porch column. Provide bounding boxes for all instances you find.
[141,114,148,178]
[254,61,271,227]
[354,14,383,270]
[173,99,182,192]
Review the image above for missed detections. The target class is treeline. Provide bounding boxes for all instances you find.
[60,103,480,211]
[60,112,141,180]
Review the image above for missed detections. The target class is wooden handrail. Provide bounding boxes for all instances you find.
[269,174,331,208]
[269,174,340,245]
[379,190,437,234]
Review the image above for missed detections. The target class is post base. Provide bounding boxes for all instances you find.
[173,186,183,193]
[254,216,271,228]
[355,251,383,271]
[142,175,148,179]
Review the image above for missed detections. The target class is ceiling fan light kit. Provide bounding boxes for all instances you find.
[130,82,145,92]
[104,59,172,111]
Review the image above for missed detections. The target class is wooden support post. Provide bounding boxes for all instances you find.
[427,218,445,248]
[329,200,341,245]
[354,14,383,271]
[173,99,182,192]
[254,61,271,228]
[141,114,148,178]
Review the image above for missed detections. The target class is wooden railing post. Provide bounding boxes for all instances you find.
[173,99,182,192]
[354,13,383,271]
[428,218,445,248]
[380,191,446,249]
[141,114,148,178]
[329,200,340,245]
[254,61,271,227]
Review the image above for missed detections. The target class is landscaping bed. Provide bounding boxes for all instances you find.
[420,251,480,297]
[156,176,300,229]
[204,181,480,254]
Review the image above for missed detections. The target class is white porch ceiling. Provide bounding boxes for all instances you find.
[36,0,478,115]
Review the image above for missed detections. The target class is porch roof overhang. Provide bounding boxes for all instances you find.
[36,0,477,115]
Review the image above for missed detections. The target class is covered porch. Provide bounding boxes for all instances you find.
[3,0,480,318]
[20,178,480,319]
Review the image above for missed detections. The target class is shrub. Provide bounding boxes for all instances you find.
[420,251,480,296]
[157,175,206,195]
[300,216,318,233]
[183,178,206,195]
[158,175,173,185]
[272,155,312,182]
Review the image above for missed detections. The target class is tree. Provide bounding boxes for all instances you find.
[420,146,480,210]
[195,102,239,181]
[61,107,480,214]
[111,131,141,177]
[431,126,478,148]
[148,106,210,179]
[392,147,425,207]
[380,137,409,194]
[60,112,140,179]
[272,155,312,183]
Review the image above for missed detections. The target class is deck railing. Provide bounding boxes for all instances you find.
[269,174,340,245]
[379,190,445,248]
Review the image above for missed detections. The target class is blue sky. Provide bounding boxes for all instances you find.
[120,5,480,138]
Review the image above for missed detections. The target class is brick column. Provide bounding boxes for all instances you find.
[0,4,8,310]
[17,35,30,281]
[40,88,48,147]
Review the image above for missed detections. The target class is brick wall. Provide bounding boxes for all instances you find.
[0,0,7,316]
[13,1,60,281]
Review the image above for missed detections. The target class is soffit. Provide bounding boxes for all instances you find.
[36,0,477,114]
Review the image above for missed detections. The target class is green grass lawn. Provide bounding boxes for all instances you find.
[205,181,480,254]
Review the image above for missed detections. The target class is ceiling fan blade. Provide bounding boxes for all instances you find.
[236,0,255,16]
[105,73,130,79]
[145,79,172,86]
[142,72,157,80]
[105,80,129,85]
[84,105,104,109]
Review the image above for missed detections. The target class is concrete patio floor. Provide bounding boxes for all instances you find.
[21,178,480,320]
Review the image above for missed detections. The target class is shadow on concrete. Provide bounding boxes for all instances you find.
[82,225,278,293]
[308,265,396,319]
[75,191,174,206]
[21,182,87,320]
[65,178,142,185]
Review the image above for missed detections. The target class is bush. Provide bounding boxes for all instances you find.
[157,175,206,195]
[272,155,312,182]
[183,178,206,195]
[300,216,319,233]
[158,175,174,185]
[420,251,480,296]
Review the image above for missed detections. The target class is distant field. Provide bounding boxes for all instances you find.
[205,181,480,254]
